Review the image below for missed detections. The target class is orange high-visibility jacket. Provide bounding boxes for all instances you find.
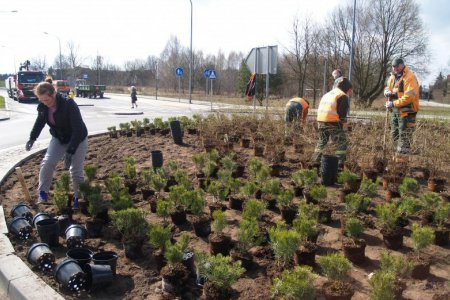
[385,66,419,117]
[317,88,346,123]
[287,97,309,123]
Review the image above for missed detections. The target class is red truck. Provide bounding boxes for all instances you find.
[5,60,45,102]
[52,80,71,96]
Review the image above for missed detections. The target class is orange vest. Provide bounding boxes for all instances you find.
[287,97,309,110]
[317,88,345,122]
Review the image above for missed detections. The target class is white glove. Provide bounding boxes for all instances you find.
[385,101,393,109]
[384,90,392,98]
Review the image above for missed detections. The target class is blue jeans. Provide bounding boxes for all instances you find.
[38,137,88,198]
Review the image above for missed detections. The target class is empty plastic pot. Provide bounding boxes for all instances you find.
[32,212,51,228]
[65,224,88,249]
[169,120,183,145]
[320,155,339,186]
[9,216,32,240]
[151,150,163,169]
[36,218,60,247]
[10,203,33,223]
[54,259,87,292]
[85,264,114,291]
[92,251,118,275]
[26,243,55,271]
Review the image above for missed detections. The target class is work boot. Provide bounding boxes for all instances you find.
[37,191,48,204]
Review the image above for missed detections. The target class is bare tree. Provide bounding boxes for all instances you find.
[31,56,47,72]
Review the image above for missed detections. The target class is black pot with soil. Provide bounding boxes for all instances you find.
[160,263,189,294]
[342,237,366,264]
[407,253,432,280]
[122,238,144,259]
[191,214,211,238]
[170,207,187,226]
[209,233,231,256]
[294,241,317,267]
[380,226,404,250]
[434,227,449,246]
[280,206,297,225]
[229,196,244,211]
[230,248,253,270]
[322,280,354,300]
[85,218,105,238]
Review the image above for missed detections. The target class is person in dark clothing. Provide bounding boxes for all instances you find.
[312,77,352,168]
[131,86,138,108]
[25,82,88,207]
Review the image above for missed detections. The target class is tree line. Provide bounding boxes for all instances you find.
[4,0,437,107]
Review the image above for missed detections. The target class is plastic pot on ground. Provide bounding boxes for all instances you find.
[26,243,55,272]
[36,218,60,247]
[65,224,88,248]
[32,212,51,228]
[66,248,93,269]
[54,259,88,292]
[92,251,118,275]
[10,203,33,223]
[9,216,32,240]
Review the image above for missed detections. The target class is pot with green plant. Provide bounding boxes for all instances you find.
[369,270,402,300]
[188,189,211,237]
[206,179,228,215]
[208,210,231,255]
[141,169,156,200]
[107,126,118,138]
[433,201,450,246]
[131,119,144,137]
[269,222,300,268]
[376,203,403,250]
[291,168,318,197]
[167,184,188,226]
[123,156,138,194]
[317,252,354,300]
[304,184,327,205]
[119,122,131,136]
[148,168,168,212]
[142,117,151,131]
[292,210,320,267]
[408,223,434,279]
[375,250,412,299]
[419,192,441,225]
[399,176,420,198]
[338,169,362,193]
[261,178,281,210]
[195,252,245,300]
[277,188,297,225]
[227,177,244,210]
[111,208,148,259]
[230,219,262,269]
[160,233,190,294]
[342,217,366,264]
[341,193,371,233]
[85,185,105,238]
[271,265,317,300]
[148,223,171,271]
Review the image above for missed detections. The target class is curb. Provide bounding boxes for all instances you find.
[0,117,10,122]
[113,111,144,115]
[0,131,107,299]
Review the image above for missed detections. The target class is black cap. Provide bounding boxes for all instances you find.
[392,58,404,67]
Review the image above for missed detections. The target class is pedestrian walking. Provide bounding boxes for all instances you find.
[131,86,138,108]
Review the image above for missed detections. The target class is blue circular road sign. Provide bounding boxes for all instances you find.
[203,69,211,78]
[175,67,184,77]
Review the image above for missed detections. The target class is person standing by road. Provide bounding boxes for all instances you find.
[384,58,419,162]
[332,69,343,89]
[25,82,88,208]
[285,97,309,131]
[131,86,138,108]
[311,77,352,169]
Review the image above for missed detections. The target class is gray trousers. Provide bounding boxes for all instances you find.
[38,137,88,198]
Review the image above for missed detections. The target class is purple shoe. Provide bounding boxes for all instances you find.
[37,191,48,204]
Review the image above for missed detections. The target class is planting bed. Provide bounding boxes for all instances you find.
[1,115,450,300]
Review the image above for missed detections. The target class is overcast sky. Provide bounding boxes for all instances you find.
[1,0,448,85]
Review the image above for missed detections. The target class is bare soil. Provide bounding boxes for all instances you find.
[1,131,449,300]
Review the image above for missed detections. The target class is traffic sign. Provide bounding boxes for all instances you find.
[209,70,216,79]
[203,69,211,78]
[175,67,184,77]
[245,45,278,74]
[83,74,88,80]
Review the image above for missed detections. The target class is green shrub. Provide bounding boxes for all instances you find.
[359,178,378,197]
[53,189,68,214]
[411,223,434,254]
[105,173,122,200]
[261,178,281,197]
[309,184,327,202]
[397,196,423,216]
[124,156,137,179]
[369,270,396,300]
[247,157,264,179]
[156,199,171,222]
[269,225,300,265]
[317,253,352,281]
[345,217,363,238]
[291,169,318,189]
[379,251,412,278]
[242,199,266,221]
[375,203,400,230]
[165,233,189,265]
[434,202,450,228]
[337,170,360,184]
[111,208,148,241]
[111,189,133,211]
[292,216,319,242]
[239,181,258,198]
[187,189,206,215]
[87,185,103,217]
[399,177,419,197]
[276,188,295,208]
[55,174,71,193]
[419,192,442,212]
[237,219,263,252]
[220,153,238,174]
[271,266,316,300]
[195,252,245,291]
[345,193,370,215]
[212,210,227,234]
[298,201,319,220]
[148,223,171,251]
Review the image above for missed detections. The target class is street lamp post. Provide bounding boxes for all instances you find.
[188,0,193,104]
[43,31,63,80]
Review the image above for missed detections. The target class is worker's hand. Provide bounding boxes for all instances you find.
[384,90,392,98]
[25,140,34,151]
[64,153,72,170]
[385,101,393,109]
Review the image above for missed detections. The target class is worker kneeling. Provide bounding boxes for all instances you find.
[285,97,309,133]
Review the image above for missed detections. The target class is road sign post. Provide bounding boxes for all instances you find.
[204,69,211,96]
[175,67,184,102]
[208,70,216,111]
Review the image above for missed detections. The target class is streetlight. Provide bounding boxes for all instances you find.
[1,45,17,74]
[43,31,63,80]
[188,0,193,104]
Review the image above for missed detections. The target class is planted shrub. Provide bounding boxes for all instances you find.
[317,252,352,281]
[148,223,171,252]
[220,153,238,174]
[397,196,423,217]
[247,157,264,179]
[337,169,360,184]
[156,199,171,223]
[124,157,137,179]
[291,169,318,189]
[212,210,227,234]
[292,215,320,242]
[434,202,450,228]
[165,233,189,265]
[345,193,371,215]
[375,203,401,231]
[369,270,397,300]
[411,223,434,255]
[242,199,266,221]
[262,178,281,197]
[379,250,412,278]
[345,217,363,239]
[399,177,420,197]
[111,208,148,241]
[271,266,316,300]
[239,181,258,199]
[309,184,327,202]
[276,188,295,209]
[269,224,300,265]
[237,219,263,253]
[111,189,133,211]
[187,189,206,216]
[359,178,378,197]
[105,173,123,200]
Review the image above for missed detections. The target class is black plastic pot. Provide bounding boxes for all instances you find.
[169,120,183,145]
[57,215,72,237]
[65,224,88,249]
[9,216,32,240]
[10,203,33,223]
[36,218,60,247]
[151,150,163,169]
[320,155,339,186]
[92,251,118,275]
[85,264,114,291]
[26,243,55,271]
[67,248,93,269]
[54,259,87,292]
[32,212,51,228]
